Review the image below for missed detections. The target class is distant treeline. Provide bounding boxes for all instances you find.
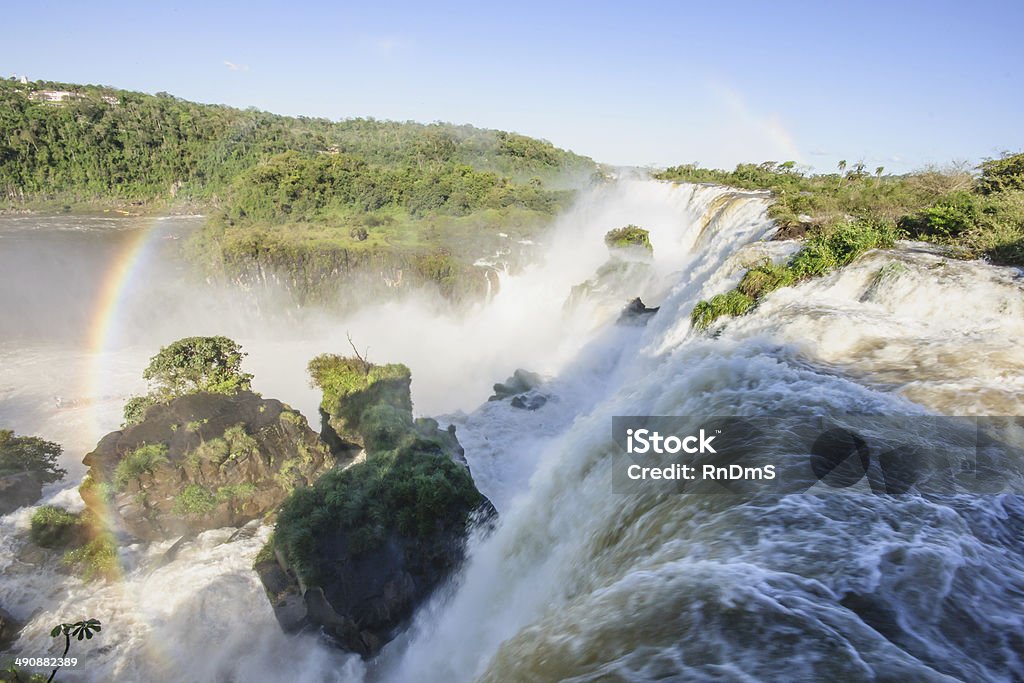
[0,78,595,213]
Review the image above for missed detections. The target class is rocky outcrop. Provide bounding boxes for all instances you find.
[81,391,347,541]
[258,359,493,657]
[489,368,543,401]
[0,471,46,516]
[565,226,659,318]
[489,369,549,410]
[616,297,660,326]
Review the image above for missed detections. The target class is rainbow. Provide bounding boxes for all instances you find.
[78,216,173,583]
[84,217,167,441]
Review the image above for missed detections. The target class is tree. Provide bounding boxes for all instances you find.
[0,430,65,483]
[143,336,253,398]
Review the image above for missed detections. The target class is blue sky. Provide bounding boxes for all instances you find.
[3,0,1021,172]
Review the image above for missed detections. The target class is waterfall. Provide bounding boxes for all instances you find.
[1,180,1021,682]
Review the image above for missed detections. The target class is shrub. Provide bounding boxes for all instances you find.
[122,394,158,427]
[79,473,114,505]
[222,424,259,463]
[30,506,84,549]
[788,221,898,279]
[736,261,795,299]
[899,191,981,240]
[691,220,898,331]
[173,484,218,515]
[113,443,169,490]
[121,336,254,429]
[62,535,118,582]
[216,483,257,502]
[308,355,411,427]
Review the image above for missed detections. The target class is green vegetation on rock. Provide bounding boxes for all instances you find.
[360,404,416,453]
[112,443,169,490]
[29,506,85,549]
[308,355,412,441]
[274,442,483,584]
[173,484,218,516]
[604,225,652,252]
[253,534,276,568]
[656,154,1024,267]
[143,336,253,398]
[216,483,257,502]
[690,290,756,331]
[691,221,898,330]
[62,535,118,582]
[662,154,1023,330]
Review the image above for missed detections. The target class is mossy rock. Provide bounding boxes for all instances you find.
[308,355,412,446]
[604,225,652,253]
[260,438,493,657]
[29,505,88,549]
[82,391,343,541]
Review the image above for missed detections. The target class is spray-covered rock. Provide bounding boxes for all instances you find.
[565,224,660,317]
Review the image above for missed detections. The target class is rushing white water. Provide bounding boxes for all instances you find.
[1,179,1022,682]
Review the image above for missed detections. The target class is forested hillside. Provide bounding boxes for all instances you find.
[0,78,598,304]
[0,79,594,205]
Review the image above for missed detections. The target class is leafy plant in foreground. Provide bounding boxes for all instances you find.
[47,619,101,683]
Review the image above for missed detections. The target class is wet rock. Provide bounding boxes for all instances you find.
[0,471,46,516]
[0,606,22,651]
[616,297,660,326]
[489,369,543,401]
[511,394,548,411]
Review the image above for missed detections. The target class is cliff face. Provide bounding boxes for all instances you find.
[81,391,350,541]
[198,235,499,308]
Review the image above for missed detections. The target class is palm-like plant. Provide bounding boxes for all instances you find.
[46,619,101,683]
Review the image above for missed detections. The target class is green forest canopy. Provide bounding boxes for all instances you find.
[0,78,595,206]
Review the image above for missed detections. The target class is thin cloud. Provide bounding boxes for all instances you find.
[224,60,249,72]
[360,36,407,56]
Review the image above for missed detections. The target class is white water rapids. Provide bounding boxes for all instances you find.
[1,179,1022,681]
